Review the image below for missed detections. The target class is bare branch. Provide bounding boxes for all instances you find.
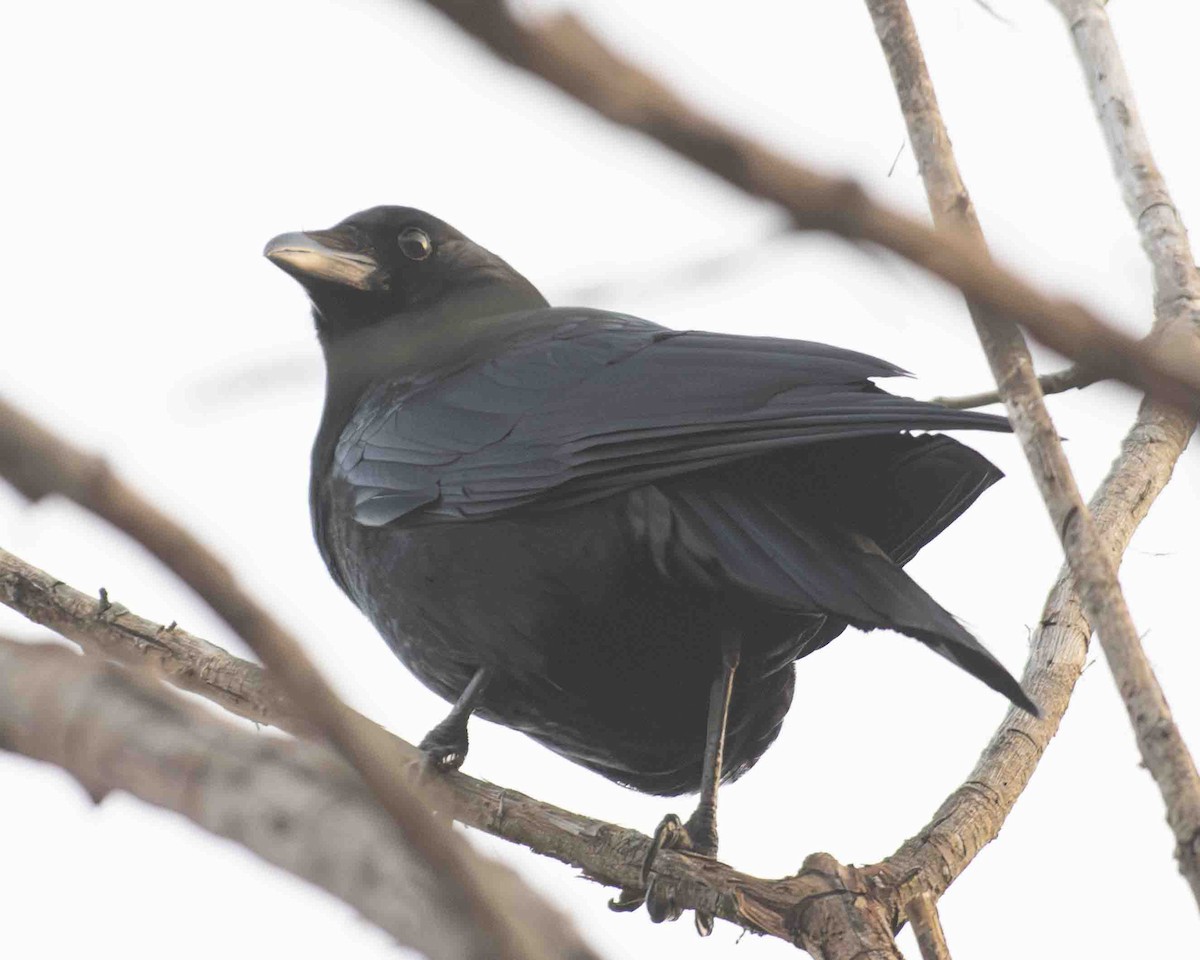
[933,364,1099,409]
[0,544,896,955]
[865,0,1200,907]
[414,0,1200,410]
[1050,1,1200,330]
[905,892,952,960]
[5,398,1189,951]
[880,383,1195,901]
[1048,0,1200,901]
[0,396,582,960]
[0,546,314,736]
[4,7,1195,948]
[0,638,594,960]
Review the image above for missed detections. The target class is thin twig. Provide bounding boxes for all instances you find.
[865,0,1200,910]
[934,364,1098,409]
[1049,0,1200,902]
[0,639,594,960]
[0,396,568,960]
[415,0,1200,411]
[905,892,952,960]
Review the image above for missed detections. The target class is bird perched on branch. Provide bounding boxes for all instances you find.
[265,206,1037,933]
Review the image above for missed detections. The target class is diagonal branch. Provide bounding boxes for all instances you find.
[3,8,1195,951]
[415,0,1200,411]
[0,396,585,960]
[0,546,901,956]
[2,382,1189,950]
[0,638,595,960]
[905,892,952,960]
[864,0,1200,907]
[876,363,1195,905]
[1049,0,1200,901]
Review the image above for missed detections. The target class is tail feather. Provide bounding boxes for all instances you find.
[650,479,1037,715]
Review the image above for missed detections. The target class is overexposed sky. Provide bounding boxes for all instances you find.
[1,0,1197,957]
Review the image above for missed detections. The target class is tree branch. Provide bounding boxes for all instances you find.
[3,385,1188,950]
[3,7,1195,949]
[0,546,315,736]
[0,544,898,956]
[0,638,595,960]
[933,364,1098,409]
[877,371,1194,902]
[1048,0,1200,901]
[0,395,584,960]
[865,0,1200,907]
[414,0,1200,411]
[904,892,952,960]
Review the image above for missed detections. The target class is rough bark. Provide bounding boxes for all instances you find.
[0,546,314,736]
[1048,0,1200,902]
[904,893,951,960]
[0,639,595,960]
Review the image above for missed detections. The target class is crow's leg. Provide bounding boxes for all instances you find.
[685,633,741,862]
[610,635,741,936]
[419,665,492,771]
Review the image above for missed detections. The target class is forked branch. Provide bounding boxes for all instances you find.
[865,0,1200,907]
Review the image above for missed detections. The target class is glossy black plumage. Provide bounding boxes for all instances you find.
[266,206,1036,798]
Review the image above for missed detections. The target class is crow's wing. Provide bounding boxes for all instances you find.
[336,308,1010,527]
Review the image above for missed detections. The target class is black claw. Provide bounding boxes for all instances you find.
[608,889,645,912]
[641,813,686,884]
[644,876,683,924]
[618,809,719,934]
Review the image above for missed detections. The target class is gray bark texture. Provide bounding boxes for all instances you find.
[864,0,1200,908]
[0,639,596,960]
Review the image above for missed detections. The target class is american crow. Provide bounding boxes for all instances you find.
[266,206,1035,931]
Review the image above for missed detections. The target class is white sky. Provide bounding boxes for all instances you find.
[1,0,1197,957]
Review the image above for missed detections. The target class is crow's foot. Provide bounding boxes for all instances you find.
[418,715,469,772]
[608,809,718,936]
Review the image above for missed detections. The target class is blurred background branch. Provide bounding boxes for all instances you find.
[0,538,903,954]
[418,0,1200,411]
[0,395,595,960]
[0,638,594,960]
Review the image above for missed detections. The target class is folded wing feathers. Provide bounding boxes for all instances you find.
[342,311,1011,525]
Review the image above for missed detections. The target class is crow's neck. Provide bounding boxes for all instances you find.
[310,283,550,486]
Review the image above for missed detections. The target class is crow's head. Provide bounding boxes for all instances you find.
[265,206,545,338]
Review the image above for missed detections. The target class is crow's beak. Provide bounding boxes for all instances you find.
[264,229,381,291]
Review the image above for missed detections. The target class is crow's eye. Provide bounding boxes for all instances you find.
[398,227,433,261]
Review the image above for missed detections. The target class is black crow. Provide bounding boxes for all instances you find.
[265,206,1036,931]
